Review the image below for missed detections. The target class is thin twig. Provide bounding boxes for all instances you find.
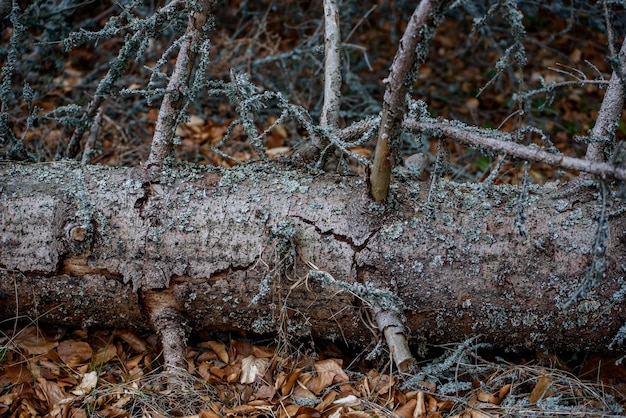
[81,107,103,165]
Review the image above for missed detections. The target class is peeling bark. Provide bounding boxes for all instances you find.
[1,161,626,353]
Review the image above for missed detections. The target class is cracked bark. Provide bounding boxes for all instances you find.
[1,161,626,354]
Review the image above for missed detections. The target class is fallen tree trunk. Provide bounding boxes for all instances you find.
[1,160,625,353]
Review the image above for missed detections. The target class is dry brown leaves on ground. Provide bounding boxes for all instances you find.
[1,326,625,417]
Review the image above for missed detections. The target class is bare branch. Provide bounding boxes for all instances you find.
[375,309,415,372]
[404,118,626,181]
[321,0,342,129]
[584,36,626,162]
[145,0,217,171]
[291,0,343,163]
[369,0,451,201]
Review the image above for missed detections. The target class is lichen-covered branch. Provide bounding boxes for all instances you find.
[64,0,188,160]
[145,0,217,171]
[369,0,452,201]
[584,37,626,162]
[404,118,626,181]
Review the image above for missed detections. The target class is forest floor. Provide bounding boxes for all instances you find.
[2,2,626,417]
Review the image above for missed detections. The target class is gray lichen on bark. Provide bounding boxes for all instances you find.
[2,161,626,352]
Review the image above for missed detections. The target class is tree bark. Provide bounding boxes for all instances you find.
[1,161,625,353]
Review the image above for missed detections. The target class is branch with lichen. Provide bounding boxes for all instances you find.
[369,0,451,202]
[145,0,217,172]
[292,0,343,164]
[584,37,626,163]
[64,0,187,160]
[403,117,626,181]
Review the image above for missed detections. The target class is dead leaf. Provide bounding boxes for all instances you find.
[348,147,371,158]
[98,405,130,417]
[0,392,16,406]
[57,340,92,368]
[124,354,144,370]
[187,114,205,126]
[529,374,554,405]
[13,326,58,355]
[280,367,303,396]
[306,359,349,394]
[333,394,360,407]
[199,408,221,418]
[316,390,338,411]
[196,350,218,363]
[113,330,147,353]
[252,344,275,358]
[5,364,33,385]
[35,377,74,410]
[223,404,256,414]
[93,345,117,366]
[293,378,318,401]
[197,362,213,382]
[342,411,371,418]
[394,397,416,418]
[71,371,98,396]
[241,355,269,384]
[230,339,254,361]
[198,340,229,363]
[415,390,427,418]
[224,363,242,383]
[476,384,510,406]
[267,146,291,158]
[255,383,276,399]
[369,373,397,395]
[467,410,493,418]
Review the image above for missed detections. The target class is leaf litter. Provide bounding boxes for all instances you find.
[0,326,625,417]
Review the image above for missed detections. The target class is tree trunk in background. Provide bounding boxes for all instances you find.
[1,161,625,353]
